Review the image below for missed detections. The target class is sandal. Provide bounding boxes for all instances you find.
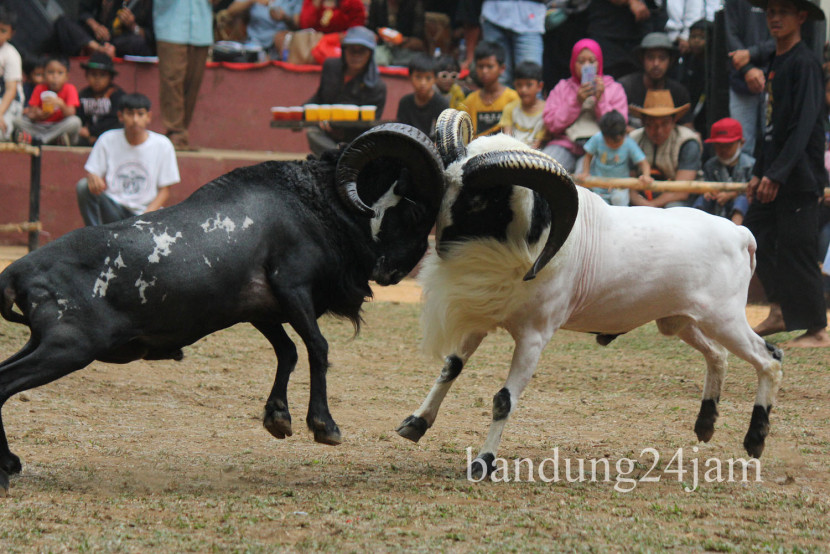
[12,128,33,145]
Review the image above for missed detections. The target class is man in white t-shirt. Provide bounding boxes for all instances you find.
[77,93,180,226]
[0,5,24,142]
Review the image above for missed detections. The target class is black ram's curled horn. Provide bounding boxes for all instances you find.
[336,123,444,217]
[461,150,579,281]
[435,109,472,166]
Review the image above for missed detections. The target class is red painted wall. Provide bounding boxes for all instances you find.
[0,60,413,246]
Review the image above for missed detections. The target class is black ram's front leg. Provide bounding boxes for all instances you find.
[254,322,298,439]
[278,288,342,446]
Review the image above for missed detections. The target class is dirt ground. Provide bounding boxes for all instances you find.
[0,271,828,551]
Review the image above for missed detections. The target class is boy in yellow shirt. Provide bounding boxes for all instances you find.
[461,41,518,136]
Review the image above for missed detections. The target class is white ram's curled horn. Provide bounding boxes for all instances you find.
[336,123,445,217]
[435,109,472,166]
[461,149,579,281]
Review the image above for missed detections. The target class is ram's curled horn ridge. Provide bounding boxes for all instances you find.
[461,149,579,280]
[336,123,445,217]
[435,109,472,166]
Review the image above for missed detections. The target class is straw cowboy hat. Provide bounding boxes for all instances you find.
[748,0,825,21]
[629,90,690,120]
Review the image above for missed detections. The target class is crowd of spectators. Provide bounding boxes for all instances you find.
[1,0,830,344]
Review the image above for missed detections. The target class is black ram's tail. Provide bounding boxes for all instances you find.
[0,268,27,325]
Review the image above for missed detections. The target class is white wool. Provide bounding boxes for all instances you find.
[419,233,549,360]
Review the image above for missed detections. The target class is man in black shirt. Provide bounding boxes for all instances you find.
[619,32,693,129]
[745,0,829,347]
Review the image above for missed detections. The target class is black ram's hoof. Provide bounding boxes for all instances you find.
[0,469,9,497]
[469,453,496,480]
[743,429,767,458]
[743,405,770,458]
[0,452,21,476]
[263,410,293,439]
[396,415,428,443]
[694,418,716,443]
[308,418,342,446]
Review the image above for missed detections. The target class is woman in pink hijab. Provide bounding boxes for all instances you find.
[542,38,628,172]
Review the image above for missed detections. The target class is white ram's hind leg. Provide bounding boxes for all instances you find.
[702,316,783,458]
[396,332,486,443]
[675,324,729,443]
[470,329,548,479]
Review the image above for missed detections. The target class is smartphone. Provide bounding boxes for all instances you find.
[581,64,597,86]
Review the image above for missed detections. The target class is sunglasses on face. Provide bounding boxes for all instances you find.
[437,71,459,80]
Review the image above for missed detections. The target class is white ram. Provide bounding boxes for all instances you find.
[396,110,783,476]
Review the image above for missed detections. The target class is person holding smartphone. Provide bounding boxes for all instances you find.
[541,38,628,173]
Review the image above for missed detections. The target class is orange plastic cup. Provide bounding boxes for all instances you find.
[342,104,360,121]
[360,105,377,121]
[331,104,347,121]
[318,104,332,120]
[304,104,320,121]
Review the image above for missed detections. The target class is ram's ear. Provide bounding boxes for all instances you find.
[337,123,444,217]
[462,150,579,280]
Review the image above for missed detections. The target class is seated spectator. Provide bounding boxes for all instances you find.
[224,0,302,58]
[692,117,752,225]
[21,54,46,106]
[579,109,652,206]
[77,93,179,226]
[461,41,519,136]
[499,60,546,149]
[396,52,448,137]
[434,54,468,110]
[367,0,428,66]
[0,4,23,143]
[305,26,386,157]
[541,38,628,173]
[299,0,366,33]
[77,52,125,146]
[628,89,701,207]
[674,19,710,138]
[13,55,81,146]
[619,32,693,129]
[77,0,156,57]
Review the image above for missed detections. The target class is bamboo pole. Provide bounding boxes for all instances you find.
[0,142,41,157]
[574,176,748,194]
[0,222,42,233]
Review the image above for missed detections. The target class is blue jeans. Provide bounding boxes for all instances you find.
[541,143,582,174]
[480,19,543,85]
[76,178,136,226]
[729,89,764,156]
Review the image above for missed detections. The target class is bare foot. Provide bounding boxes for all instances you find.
[753,303,786,336]
[783,327,830,348]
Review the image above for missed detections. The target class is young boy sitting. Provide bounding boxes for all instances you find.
[461,41,519,136]
[499,60,546,149]
[579,110,652,206]
[693,117,752,225]
[22,54,45,107]
[434,54,467,110]
[0,5,23,142]
[77,52,125,146]
[396,53,449,137]
[76,93,180,226]
[14,55,81,145]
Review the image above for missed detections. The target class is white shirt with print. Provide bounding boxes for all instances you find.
[85,129,180,214]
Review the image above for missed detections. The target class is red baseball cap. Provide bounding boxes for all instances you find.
[705,118,743,143]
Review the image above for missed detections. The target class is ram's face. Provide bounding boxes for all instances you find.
[367,166,436,286]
